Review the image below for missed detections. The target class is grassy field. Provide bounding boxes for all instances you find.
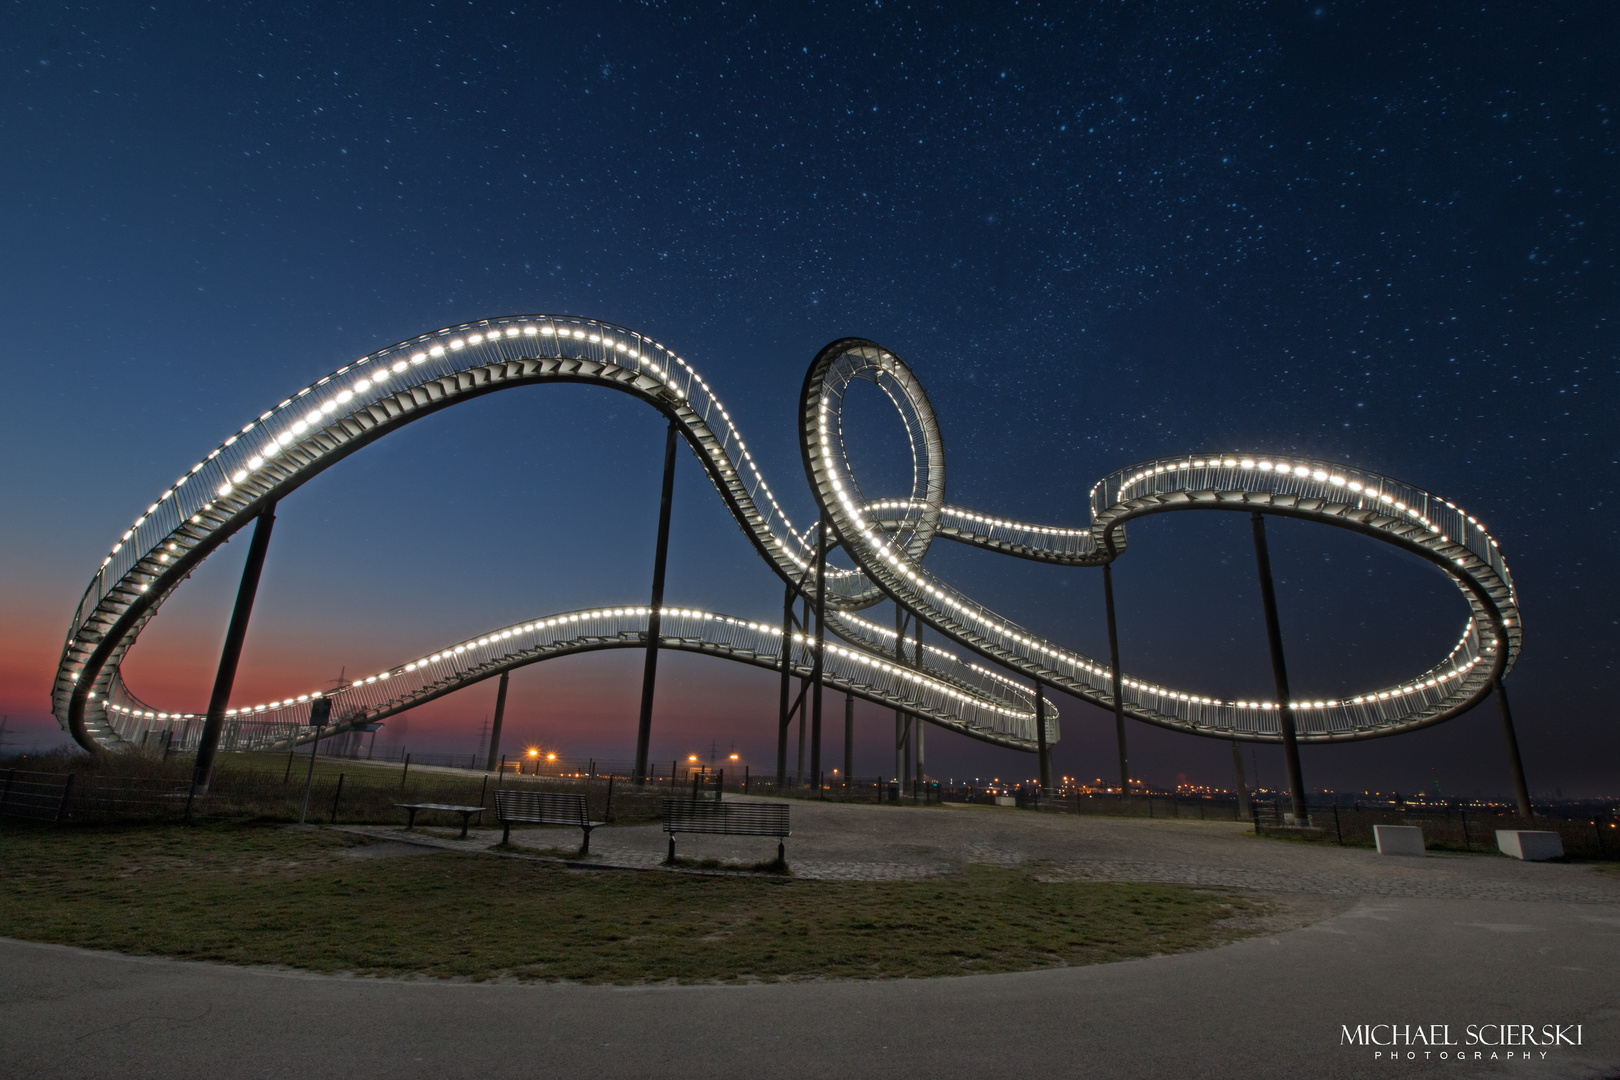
[0,821,1270,983]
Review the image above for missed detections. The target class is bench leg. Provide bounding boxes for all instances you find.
[580,825,592,856]
[501,822,511,846]
[459,813,471,840]
[667,835,675,863]
[778,841,785,863]
[405,807,417,830]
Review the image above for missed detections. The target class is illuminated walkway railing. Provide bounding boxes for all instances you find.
[98,606,1043,750]
[53,317,1519,760]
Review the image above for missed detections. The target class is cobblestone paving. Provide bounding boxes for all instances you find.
[353,800,1620,904]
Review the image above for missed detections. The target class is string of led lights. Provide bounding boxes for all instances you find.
[53,318,1519,757]
[96,606,1042,752]
[800,337,1519,743]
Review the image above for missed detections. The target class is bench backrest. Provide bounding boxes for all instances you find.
[496,789,589,824]
[661,799,790,836]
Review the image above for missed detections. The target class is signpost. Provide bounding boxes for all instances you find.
[298,697,332,825]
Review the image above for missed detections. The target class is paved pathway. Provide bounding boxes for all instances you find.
[394,798,1620,903]
[3,800,1617,1079]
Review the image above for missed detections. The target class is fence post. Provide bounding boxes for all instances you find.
[401,753,411,789]
[1461,808,1472,851]
[479,775,489,810]
[330,774,345,824]
[1332,804,1343,846]
[1593,817,1604,859]
[744,765,750,794]
[714,769,723,804]
[1251,802,1261,835]
[605,776,615,823]
[55,774,75,823]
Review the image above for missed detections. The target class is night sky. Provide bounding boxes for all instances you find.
[2,3,1615,797]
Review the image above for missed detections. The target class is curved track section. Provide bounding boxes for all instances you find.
[801,339,1520,743]
[55,318,1519,754]
[98,606,1045,751]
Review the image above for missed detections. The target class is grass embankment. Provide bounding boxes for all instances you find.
[0,822,1267,983]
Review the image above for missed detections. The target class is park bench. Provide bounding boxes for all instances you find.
[494,789,604,853]
[661,798,790,862]
[395,802,485,839]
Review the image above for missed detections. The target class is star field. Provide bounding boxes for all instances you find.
[1,2,1614,794]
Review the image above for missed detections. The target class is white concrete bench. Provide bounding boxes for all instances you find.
[1374,824,1426,856]
[1496,830,1564,861]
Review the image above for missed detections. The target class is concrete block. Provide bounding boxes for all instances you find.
[992,796,1016,807]
[1496,830,1564,861]
[1374,824,1426,856]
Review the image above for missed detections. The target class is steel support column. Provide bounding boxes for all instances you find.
[485,671,509,773]
[915,709,925,789]
[1494,676,1533,818]
[1102,562,1130,800]
[844,691,854,787]
[808,522,827,792]
[633,422,680,785]
[912,622,923,792]
[894,604,906,783]
[777,583,794,789]
[1034,679,1051,792]
[1231,738,1249,819]
[191,502,277,795]
[1251,511,1309,824]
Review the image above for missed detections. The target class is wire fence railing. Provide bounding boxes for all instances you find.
[6,749,1614,862]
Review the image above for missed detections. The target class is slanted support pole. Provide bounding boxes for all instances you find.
[485,671,509,773]
[1034,679,1052,792]
[1494,676,1533,818]
[796,666,807,785]
[1102,562,1130,801]
[809,522,827,793]
[1251,512,1309,824]
[191,501,277,795]
[634,421,679,785]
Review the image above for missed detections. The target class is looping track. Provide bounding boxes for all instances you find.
[54,318,1520,756]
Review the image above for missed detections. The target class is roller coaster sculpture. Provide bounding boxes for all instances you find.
[52,317,1523,804]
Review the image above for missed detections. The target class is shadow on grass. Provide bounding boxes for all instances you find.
[664,854,792,875]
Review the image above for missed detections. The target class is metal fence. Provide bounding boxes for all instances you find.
[0,770,73,822]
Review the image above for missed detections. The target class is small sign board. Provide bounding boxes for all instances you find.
[307,698,332,727]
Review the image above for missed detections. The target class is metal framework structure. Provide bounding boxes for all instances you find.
[52,318,1521,774]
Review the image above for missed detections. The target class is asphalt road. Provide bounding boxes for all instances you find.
[4,892,1617,1079]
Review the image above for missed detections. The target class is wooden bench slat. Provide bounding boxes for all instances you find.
[659,799,789,863]
[494,790,603,852]
[394,802,485,839]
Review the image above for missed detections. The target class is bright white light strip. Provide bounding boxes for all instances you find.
[67,318,1517,753]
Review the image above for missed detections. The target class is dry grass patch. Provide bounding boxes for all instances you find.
[0,821,1271,983]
